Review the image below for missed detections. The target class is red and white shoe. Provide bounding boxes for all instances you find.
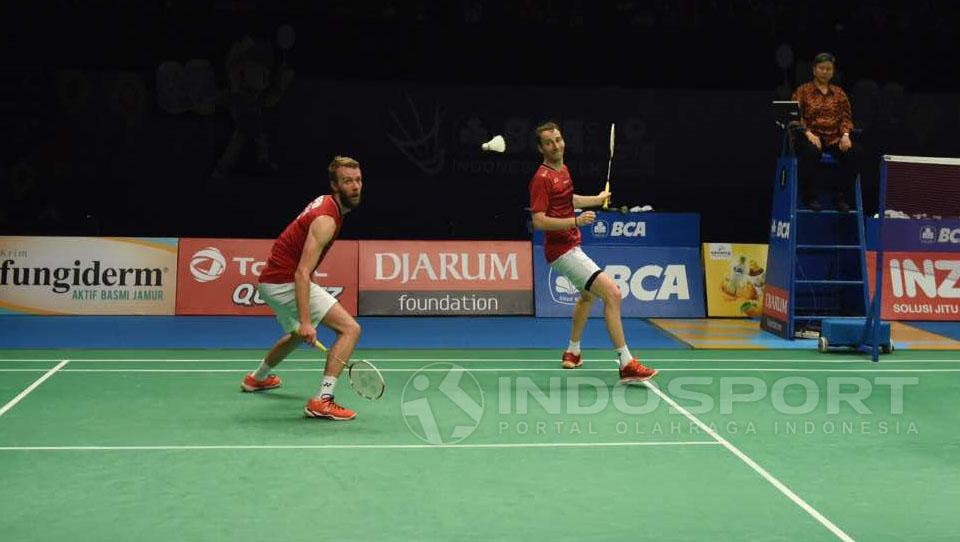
[561,351,583,369]
[241,373,282,392]
[619,360,658,383]
[304,396,356,421]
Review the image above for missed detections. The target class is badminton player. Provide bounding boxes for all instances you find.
[528,122,657,382]
[241,156,363,420]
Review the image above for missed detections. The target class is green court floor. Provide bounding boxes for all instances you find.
[1,349,959,541]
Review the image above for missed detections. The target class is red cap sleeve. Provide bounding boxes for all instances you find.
[529,172,548,213]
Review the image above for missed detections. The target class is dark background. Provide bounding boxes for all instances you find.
[2,1,958,243]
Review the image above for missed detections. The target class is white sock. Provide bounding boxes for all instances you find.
[616,346,633,367]
[252,361,273,381]
[317,376,337,399]
[567,340,581,355]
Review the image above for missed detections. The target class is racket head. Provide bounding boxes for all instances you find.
[348,360,386,400]
[605,123,615,209]
[609,123,616,156]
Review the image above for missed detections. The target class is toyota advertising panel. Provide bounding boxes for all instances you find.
[176,238,358,315]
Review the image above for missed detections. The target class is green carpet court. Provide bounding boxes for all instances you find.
[2,349,959,541]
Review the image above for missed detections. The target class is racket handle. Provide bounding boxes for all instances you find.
[313,339,350,368]
[603,181,610,209]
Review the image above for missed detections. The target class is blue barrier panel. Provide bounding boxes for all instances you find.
[760,157,797,338]
[533,245,705,317]
[866,218,960,252]
[533,212,700,247]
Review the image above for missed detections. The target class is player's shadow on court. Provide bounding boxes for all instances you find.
[238,391,303,402]
[237,414,386,435]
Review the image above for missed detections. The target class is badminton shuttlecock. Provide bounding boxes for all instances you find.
[481,135,506,153]
[884,209,910,219]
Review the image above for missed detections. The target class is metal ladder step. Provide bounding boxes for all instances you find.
[797,209,859,215]
[795,315,866,320]
[796,280,865,285]
[796,244,861,250]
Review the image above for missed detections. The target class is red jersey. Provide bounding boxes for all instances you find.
[259,195,343,284]
[529,163,580,263]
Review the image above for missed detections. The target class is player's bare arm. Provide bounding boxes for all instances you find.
[531,210,596,231]
[572,192,611,209]
[293,215,337,344]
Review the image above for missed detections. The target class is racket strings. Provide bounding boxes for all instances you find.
[313,341,385,400]
[349,361,386,399]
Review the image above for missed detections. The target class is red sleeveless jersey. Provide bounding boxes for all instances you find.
[259,195,343,284]
[529,163,580,263]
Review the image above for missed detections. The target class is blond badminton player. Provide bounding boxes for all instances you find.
[241,156,363,421]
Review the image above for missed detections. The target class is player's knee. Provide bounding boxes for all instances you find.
[342,319,361,340]
[601,284,621,307]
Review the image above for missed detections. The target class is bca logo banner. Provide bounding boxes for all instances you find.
[534,245,705,317]
[592,220,609,238]
[592,220,645,238]
[937,228,960,244]
[548,264,691,305]
[771,219,790,240]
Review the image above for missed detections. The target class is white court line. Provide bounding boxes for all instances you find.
[0,441,719,452]
[2,367,959,374]
[2,357,960,364]
[0,360,69,418]
[645,381,855,542]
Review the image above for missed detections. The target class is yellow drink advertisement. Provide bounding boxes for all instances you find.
[703,243,767,318]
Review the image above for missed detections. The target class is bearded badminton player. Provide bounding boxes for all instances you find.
[241,156,363,420]
[528,122,657,382]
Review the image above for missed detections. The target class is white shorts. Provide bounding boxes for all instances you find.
[258,282,338,334]
[550,247,602,293]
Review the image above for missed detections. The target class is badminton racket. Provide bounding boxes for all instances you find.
[603,123,615,210]
[313,339,385,400]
